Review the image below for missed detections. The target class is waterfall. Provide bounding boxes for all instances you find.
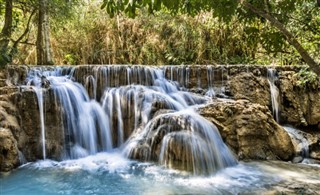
[158,111,237,175]
[50,77,113,159]
[33,87,46,159]
[267,68,280,122]
[206,66,216,97]
[27,69,50,160]
[25,65,237,175]
[283,126,309,158]
[26,67,113,160]
[26,66,72,159]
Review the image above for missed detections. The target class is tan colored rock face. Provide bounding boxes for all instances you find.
[228,72,271,107]
[279,71,320,127]
[8,89,65,161]
[198,100,295,160]
[0,128,19,172]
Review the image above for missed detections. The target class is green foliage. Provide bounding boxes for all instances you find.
[100,0,320,67]
[1,0,320,67]
[295,67,318,89]
[48,3,263,65]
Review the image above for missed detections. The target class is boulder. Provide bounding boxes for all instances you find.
[198,100,294,160]
[227,72,270,107]
[125,111,237,175]
[0,128,19,171]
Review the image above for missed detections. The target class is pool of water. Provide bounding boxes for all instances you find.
[1,152,320,195]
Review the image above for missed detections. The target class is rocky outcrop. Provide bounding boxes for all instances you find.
[0,128,19,171]
[279,71,320,127]
[8,88,64,161]
[227,72,270,107]
[0,70,21,171]
[126,110,237,175]
[198,100,295,160]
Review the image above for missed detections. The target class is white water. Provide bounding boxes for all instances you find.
[33,87,46,159]
[283,126,310,158]
[2,155,320,194]
[26,67,113,160]
[24,65,237,175]
[4,65,320,194]
[26,67,71,159]
[50,77,113,159]
[267,68,280,122]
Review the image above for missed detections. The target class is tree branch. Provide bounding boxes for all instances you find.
[11,9,36,50]
[238,0,320,75]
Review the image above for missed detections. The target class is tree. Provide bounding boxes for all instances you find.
[0,0,37,67]
[0,0,13,67]
[101,0,320,75]
[0,0,78,66]
[36,0,53,65]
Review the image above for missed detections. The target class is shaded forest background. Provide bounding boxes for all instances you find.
[0,0,320,67]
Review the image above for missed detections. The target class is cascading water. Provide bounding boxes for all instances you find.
[5,65,320,195]
[283,126,309,158]
[26,68,61,160]
[24,65,237,175]
[206,66,216,97]
[51,77,112,159]
[157,111,237,174]
[26,67,113,160]
[33,87,46,159]
[267,68,280,122]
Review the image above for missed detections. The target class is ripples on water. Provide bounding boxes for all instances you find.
[2,152,320,195]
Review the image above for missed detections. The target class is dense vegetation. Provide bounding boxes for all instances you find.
[1,1,320,72]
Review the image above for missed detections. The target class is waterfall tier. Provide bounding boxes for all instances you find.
[23,65,238,174]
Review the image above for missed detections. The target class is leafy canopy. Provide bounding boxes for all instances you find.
[101,0,320,67]
[101,0,238,19]
[101,0,318,22]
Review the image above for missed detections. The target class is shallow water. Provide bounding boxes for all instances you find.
[2,152,320,195]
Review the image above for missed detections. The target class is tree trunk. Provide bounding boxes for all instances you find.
[36,0,53,65]
[239,0,320,75]
[0,0,13,66]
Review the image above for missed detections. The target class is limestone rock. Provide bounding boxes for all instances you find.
[0,128,19,171]
[6,65,29,86]
[198,100,295,160]
[228,72,270,107]
[126,111,237,174]
[8,88,64,161]
[279,71,320,126]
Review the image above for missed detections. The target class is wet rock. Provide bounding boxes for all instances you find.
[8,88,64,161]
[310,150,320,160]
[292,156,303,163]
[126,111,237,175]
[41,76,50,88]
[198,100,295,160]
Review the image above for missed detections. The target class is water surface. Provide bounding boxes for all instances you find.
[2,152,320,195]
